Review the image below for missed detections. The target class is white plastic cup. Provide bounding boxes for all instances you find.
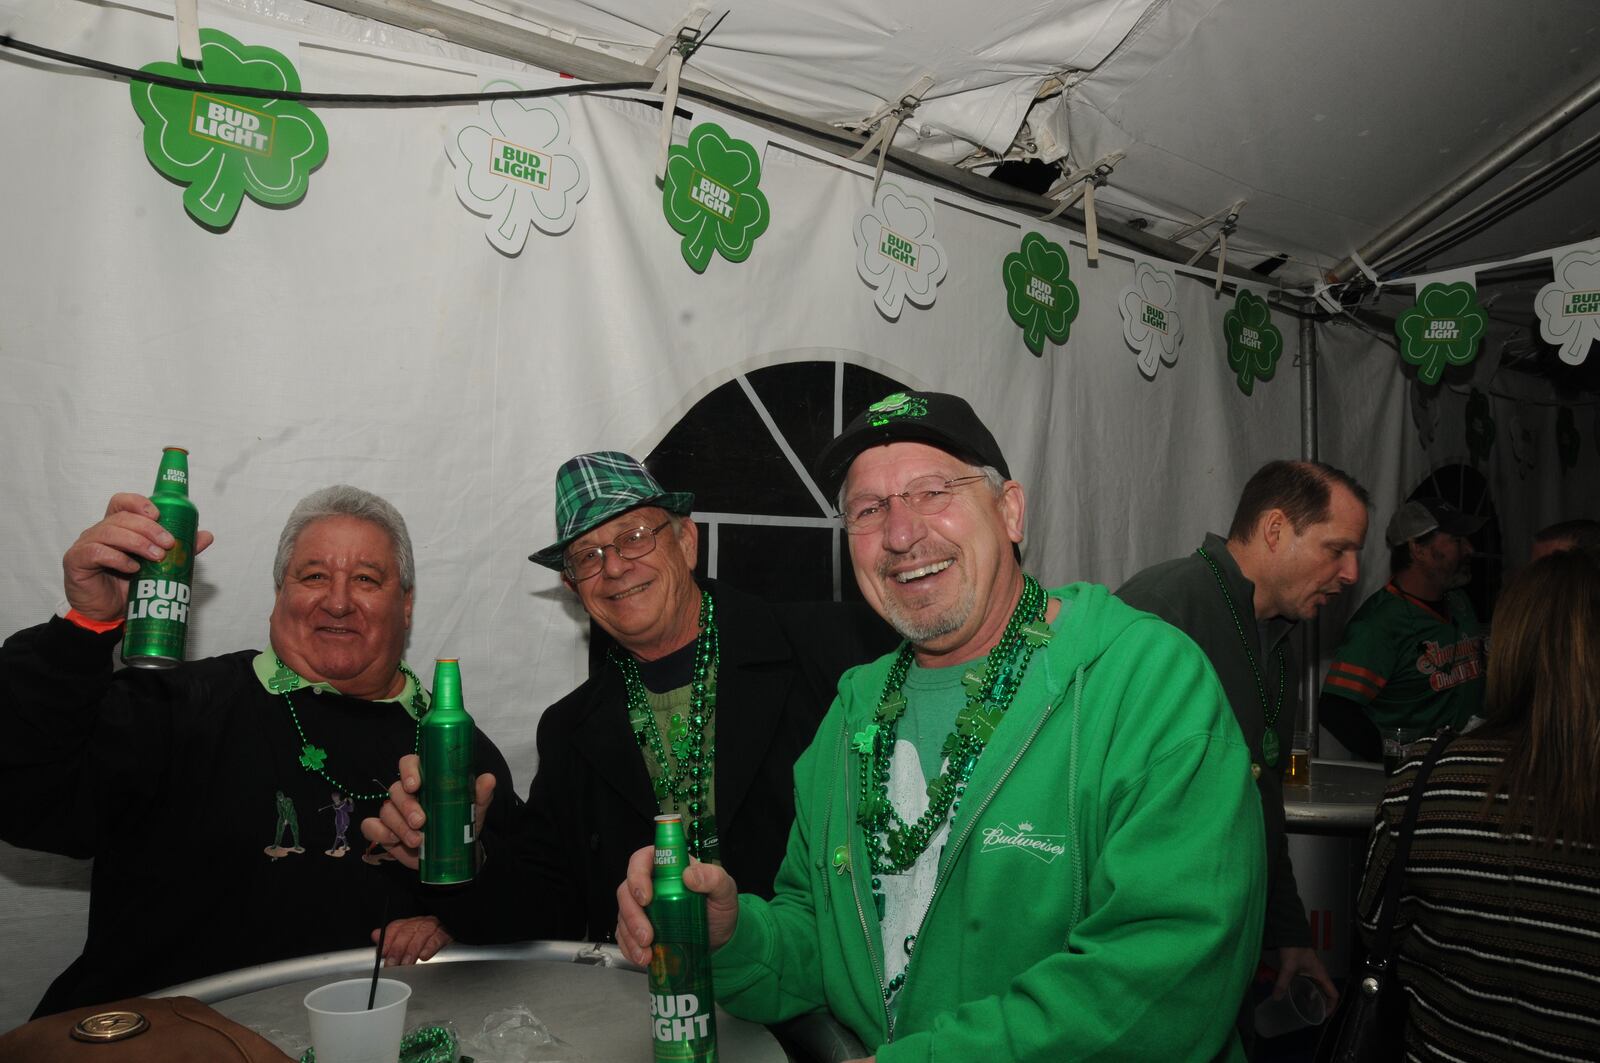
[1254,973,1328,1039]
[303,977,412,1063]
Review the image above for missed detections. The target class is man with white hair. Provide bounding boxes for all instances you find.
[0,484,514,1016]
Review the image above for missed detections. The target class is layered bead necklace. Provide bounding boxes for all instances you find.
[855,574,1050,879]
[614,589,719,861]
[269,655,425,801]
[1195,546,1286,767]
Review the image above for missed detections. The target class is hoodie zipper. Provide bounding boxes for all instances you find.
[890,674,1063,1037]
[835,709,893,1043]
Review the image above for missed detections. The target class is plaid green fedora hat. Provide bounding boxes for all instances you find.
[529,452,695,570]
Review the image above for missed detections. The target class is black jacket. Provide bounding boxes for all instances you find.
[441,581,894,943]
[0,617,516,1016]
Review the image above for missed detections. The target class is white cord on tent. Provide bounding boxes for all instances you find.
[175,0,202,61]
[848,75,933,203]
[1039,152,1123,262]
[647,8,711,181]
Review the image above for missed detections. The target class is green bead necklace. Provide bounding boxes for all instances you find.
[614,589,719,862]
[272,655,425,801]
[854,575,1050,879]
[1195,546,1286,767]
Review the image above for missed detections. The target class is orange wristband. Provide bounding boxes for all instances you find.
[65,609,125,634]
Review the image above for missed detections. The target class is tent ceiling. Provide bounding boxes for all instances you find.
[333,0,1600,297]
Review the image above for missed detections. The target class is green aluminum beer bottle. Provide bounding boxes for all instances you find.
[419,658,478,885]
[122,447,198,669]
[647,813,718,1062]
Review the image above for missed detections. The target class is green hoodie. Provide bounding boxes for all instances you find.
[714,583,1266,1062]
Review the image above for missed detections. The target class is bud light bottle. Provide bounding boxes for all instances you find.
[419,659,477,885]
[648,813,717,1062]
[122,447,198,669]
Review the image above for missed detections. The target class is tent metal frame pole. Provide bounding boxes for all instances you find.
[1330,72,1600,285]
[1299,316,1321,758]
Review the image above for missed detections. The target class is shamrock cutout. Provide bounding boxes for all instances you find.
[851,723,880,754]
[853,184,948,320]
[1409,379,1440,449]
[1536,249,1600,366]
[1119,261,1184,378]
[662,123,770,273]
[298,744,327,771]
[1221,289,1283,395]
[1556,406,1580,472]
[130,29,328,230]
[1508,413,1538,480]
[1465,388,1495,466]
[1002,233,1080,356]
[446,82,589,255]
[1394,282,1487,385]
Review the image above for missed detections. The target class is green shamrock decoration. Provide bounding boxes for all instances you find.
[1556,406,1580,472]
[1002,232,1080,356]
[1221,289,1283,395]
[1394,282,1487,385]
[661,123,770,272]
[1465,388,1496,466]
[130,29,328,230]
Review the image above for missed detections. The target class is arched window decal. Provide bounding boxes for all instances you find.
[647,360,908,603]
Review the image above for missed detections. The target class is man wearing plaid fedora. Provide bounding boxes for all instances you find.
[364,451,890,956]
[616,390,1268,1061]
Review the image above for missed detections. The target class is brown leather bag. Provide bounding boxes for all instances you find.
[0,996,292,1062]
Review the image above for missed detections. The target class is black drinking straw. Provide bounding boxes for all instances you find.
[368,897,390,1010]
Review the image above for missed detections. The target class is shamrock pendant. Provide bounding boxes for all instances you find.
[668,713,688,745]
[298,743,327,771]
[851,723,879,754]
[269,661,301,694]
[1261,730,1280,767]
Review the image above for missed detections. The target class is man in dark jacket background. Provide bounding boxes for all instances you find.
[1116,459,1370,1045]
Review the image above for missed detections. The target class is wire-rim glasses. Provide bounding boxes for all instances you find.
[840,475,988,534]
[564,520,673,580]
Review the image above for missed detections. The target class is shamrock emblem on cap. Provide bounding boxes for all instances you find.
[867,392,928,426]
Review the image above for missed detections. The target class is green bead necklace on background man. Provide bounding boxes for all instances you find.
[615,589,719,861]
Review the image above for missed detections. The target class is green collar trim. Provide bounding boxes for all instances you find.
[251,650,430,720]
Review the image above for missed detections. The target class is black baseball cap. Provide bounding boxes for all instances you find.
[815,390,1010,498]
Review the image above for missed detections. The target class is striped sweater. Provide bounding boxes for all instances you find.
[1357,734,1600,1062]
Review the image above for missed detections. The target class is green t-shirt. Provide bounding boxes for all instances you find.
[878,659,966,1012]
[640,670,720,865]
[1323,584,1487,733]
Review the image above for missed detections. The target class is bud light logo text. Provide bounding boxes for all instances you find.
[127,579,191,623]
[650,992,712,1042]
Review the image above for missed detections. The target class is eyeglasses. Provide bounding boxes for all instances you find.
[840,475,988,534]
[564,520,673,581]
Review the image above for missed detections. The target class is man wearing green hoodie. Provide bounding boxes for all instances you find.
[618,390,1267,1062]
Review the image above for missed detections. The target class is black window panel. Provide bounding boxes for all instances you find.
[648,385,819,516]
[712,524,835,602]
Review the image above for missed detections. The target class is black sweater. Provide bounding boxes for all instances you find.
[0,617,515,1016]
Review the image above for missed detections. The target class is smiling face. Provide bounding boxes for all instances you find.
[1260,483,1369,621]
[843,442,1026,667]
[564,506,703,661]
[269,516,413,700]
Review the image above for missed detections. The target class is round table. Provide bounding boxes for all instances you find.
[193,946,788,1061]
[1283,758,1389,834]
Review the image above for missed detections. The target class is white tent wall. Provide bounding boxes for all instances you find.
[0,0,1592,1030]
